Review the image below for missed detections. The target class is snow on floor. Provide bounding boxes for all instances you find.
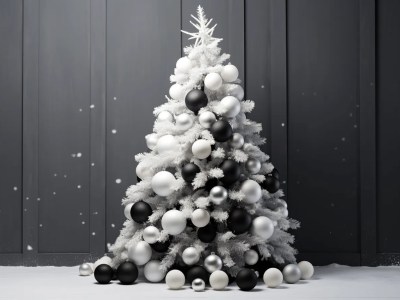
[0,264,399,300]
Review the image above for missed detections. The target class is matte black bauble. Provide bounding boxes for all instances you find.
[94,264,114,284]
[130,201,152,224]
[116,261,138,284]
[186,266,209,283]
[210,119,233,142]
[271,168,279,180]
[204,177,220,192]
[236,268,258,291]
[227,207,252,234]
[185,89,208,114]
[182,163,200,183]
[150,239,171,253]
[197,223,217,243]
[261,176,280,193]
[220,159,241,185]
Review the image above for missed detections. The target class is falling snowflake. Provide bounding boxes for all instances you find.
[37,197,41,201]
[90,104,95,109]
[281,123,285,127]
[76,152,82,158]
[79,212,83,215]
[54,173,57,177]
[92,232,96,236]
[115,179,122,184]
[113,97,117,101]
[13,186,18,191]
[71,153,76,158]
[39,224,43,227]
[91,162,95,167]
[53,192,56,195]
[27,245,33,251]
[77,185,81,189]
[111,224,115,228]
[111,129,117,134]
[79,108,83,112]
[82,221,85,225]
[64,174,67,178]
[26,197,29,200]
[341,137,346,142]
[261,85,265,89]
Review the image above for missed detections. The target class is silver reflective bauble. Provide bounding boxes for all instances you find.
[209,186,228,205]
[192,278,206,291]
[230,133,244,149]
[144,260,167,282]
[252,216,274,240]
[176,113,193,131]
[182,246,200,265]
[204,253,223,273]
[142,225,160,244]
[244,249,259,266]
[283,264,301,284]
[79,263,93,276]
[198,111,216,128]
[245,158,261,174]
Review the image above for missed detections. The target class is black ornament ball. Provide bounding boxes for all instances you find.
[261,176,280,193]
[182,163,200,183]
[117,261,138,285]
[150,239,171,253]
[94,264,114,284]
[186,266,209,284]
[197,223,217,243]
[130,201,152,224]
[204,177,220,192]
[236,268,258,291]
[210,119,233,142]
[227,207,252,234]
[220,159,241,186]
[271,168,279,180]
[185,89,208,114]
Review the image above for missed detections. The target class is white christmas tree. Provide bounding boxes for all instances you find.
[107,6,299,288]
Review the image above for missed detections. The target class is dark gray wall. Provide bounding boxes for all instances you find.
[0,0,399,266]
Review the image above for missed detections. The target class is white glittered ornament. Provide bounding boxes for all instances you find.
[169,84,185,100]
[283,264,301,284]
[209,270,229,290]
[161,209,186,235]
[298,261,314,280]
[151,171,176,196]
[230,133,244,148]
[209,186,228,205]
[143,225,160,244]
[252,216,274,240]
[124,203,133,220]
[220,96,241,118]
[245,158,261,174]
[145,133,158,150]
[192,139,212,159]
[156,135,178,153]
[198,111,216,128]
[157,111,174,122]
[228,84,244,100]
[128,241,152,266]
[244,249,259,265]
[144,260,167,282]
[204,72,222,90]
[176,113,194,131]
[166,269,185,289]
[182,246,200,265]
[176,56,192,73]
[79,263,93,276]
[204,254,223,273]
[191,209,210,228]
[263,268,283,288]
[241,180,262,204]
[136,161,152,180]
[221,64,239,82]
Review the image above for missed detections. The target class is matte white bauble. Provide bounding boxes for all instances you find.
[191,208,210,228]
[220,96,241,118]
[228,84,244,100]
[136,161,152,180]
[209,186,228,205]
[161,209,187,235]
[182,246,200,265]
[94,256,112,269]
[221,64,239,82]
[143,225,160,244]
[263,268,283,288]
[145,133,158,150]
[151,171,176,196]
[209,270,229,290]
[169,84,185,100]
[241,180,262,204]
[252,216,274,240]
[156,135,178,153]
[244,249,259,265]
[144,260,167,282]
[192,139,212,159]
[166,269,185,289]
[230,133,244,148]
[278,206,289,218]
[198,111,216,128]
[245,158,261,174]
[124,203,133,220]
[176,113,193,131]
[204,72,222,90]
[128,241,152,266]
[176,56,192,73]
[298,261,314,280]
[157,111,174,122]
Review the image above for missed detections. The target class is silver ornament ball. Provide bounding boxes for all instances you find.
[230,133,244,149]
[182,246,200,265]
[245,158,261,174]
[176,113,194,131]
[204,253,223,273]
[209,186,228,205]
[79,263,93,276]
[283,264,301,284]
[198,111,216,128]
[244,249,259,266]
[192,278,206,292]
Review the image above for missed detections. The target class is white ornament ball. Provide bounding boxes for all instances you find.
[145,133,158,150]
[128,241,152,266]
[151,171,176,197]
[182,247,200,265]
[241,180,262,204]
[169,84,185,100]
[204,254,223,273]
[136,161,152,180]
[230,133,244,148]
[161,209,187,235]
[220,96,241,118]
[156,135,178,153]
[94,256,112,270]
[157,110,174,122]
[192,278,206,291]
[176,113,193,131]
[124,203,133,220]
[192,139,212,159]
[298,261,314,280]
[204,72,222,90]
[198,111,216,128]
[221,64,239,82]
[244,249,259,265]
[176,56,192,73]
[283,264,301,284]
[228,84,244,100]
[263,268,283,288]
[252,216,274,240]
[209,186,228,205]
[191,209,210,228]
[143,225,160,244]
[209,270,229,290]
[245,158,261,174]
[79,263,93,276]
[166,270,185,289]
[144,260,167,282]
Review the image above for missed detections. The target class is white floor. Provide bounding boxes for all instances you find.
[0,264,399,300]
